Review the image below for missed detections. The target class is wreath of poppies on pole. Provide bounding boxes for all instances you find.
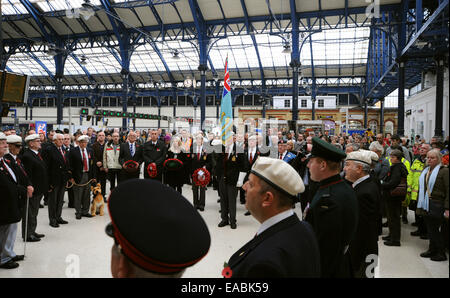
[192,168,211,187]
[146,163,158,178]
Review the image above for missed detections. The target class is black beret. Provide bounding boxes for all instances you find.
[310,137,346,162]
[106,179,210,274]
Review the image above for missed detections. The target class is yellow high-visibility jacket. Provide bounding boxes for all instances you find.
[409,157,426,202]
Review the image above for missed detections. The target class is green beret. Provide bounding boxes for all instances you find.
[310,137,346,162]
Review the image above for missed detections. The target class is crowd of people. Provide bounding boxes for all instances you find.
[0,125,448,277]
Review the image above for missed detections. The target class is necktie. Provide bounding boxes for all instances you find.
[250,152,253,164]
[280,153,283,160]
[16,158,28,177]
[130,143,134,157]
[38,152,43,161]
[83,149,88,172]
[59,147,66,162]
[198,147,201,161]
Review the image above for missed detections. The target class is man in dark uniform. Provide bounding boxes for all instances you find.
[343,150,380,278]
[63,133,75,208]
[305,137,358,278]
[91,131,108,197]
[45,133,71,228]
[216,134,245,229]
[22,134,48,241]
[1,135,33,268]
[119,131,143,182]
[143,129,167,182]
[105,179,210,277]
[227,157,320,277]
[0,133,23,269]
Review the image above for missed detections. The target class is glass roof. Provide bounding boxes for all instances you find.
[1,0,28,15]
[33,0,101,12]
[6,51,56,76]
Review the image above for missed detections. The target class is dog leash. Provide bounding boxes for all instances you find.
[66,178,97,189]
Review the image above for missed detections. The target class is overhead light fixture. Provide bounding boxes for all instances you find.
[46,44,57,57]
[373,90,379,94]
[172,50,180,60]
[66,8,80,19]
[80,55,88,65]
[282,43,291,55]
[415,40,428,49]
[380,81,386,87]
[80,0,95,21]
[389,70,397,76]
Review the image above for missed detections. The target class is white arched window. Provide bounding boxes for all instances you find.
[385,121,394,135]
[369,120,378,134]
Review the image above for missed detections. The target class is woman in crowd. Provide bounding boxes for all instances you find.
[417,149,449,262]
[381,149,409,247]
[164,136,187,194]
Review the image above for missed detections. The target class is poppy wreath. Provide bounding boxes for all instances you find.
[163,158,184,171]
[123,160,139,173]
[146,163,158,178]
[192,168,211,187]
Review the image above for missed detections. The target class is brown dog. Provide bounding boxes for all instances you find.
[90,183,105,216]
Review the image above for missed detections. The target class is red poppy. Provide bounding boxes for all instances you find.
[222,266,232,278]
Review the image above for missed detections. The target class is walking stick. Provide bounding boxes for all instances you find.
[23,194,30,258]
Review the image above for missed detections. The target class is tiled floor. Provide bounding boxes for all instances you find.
[0,183,448,278]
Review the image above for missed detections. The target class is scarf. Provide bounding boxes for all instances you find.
[417,164,441,212]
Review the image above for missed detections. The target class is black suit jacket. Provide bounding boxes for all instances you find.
[68,147,95,184]
[4,154,30,199]
[142,140,167,178]
[348,177,380,275]
[21,149,49,196]
[242,148,262,182]
[228,214,321,278]
[190,145,212,174]
[0,159,21,225]
[215,145,245,186]
[119,142,143,165]
[45,144,70,187]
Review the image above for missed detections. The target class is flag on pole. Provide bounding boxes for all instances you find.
[220,56,233,146]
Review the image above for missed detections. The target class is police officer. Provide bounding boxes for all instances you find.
[227,157,320,277]
[305,137,358,278]
[105,179,210,278]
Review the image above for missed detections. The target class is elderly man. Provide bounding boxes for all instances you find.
[68,136,96,220]
[227,157,320,277]
[91,131,107,197]
[45,133,71,228]
[305,137,358,277]
[0,133,23,269]
[21,134,48,241]
[343,151,380,278]
[0,135,33,268]
[293,134,306,153]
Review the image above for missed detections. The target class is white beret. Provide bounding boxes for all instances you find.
[0,132,6,140]
[364,150,379,162]
[77,135,89,142]
[346,150,372,165]
[211,139,222,146]
[6,135,23,144]
[25,134,40,142]
[251,157,305,197]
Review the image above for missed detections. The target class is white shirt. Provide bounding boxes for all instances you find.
[352,174,371,188]
[257,209,295,236]
[196,146,203,154]
[226,146,234,158]
[31,149,39,155]
[0,157,17,182]
[279,151,286,160]
[248,147,256,160]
